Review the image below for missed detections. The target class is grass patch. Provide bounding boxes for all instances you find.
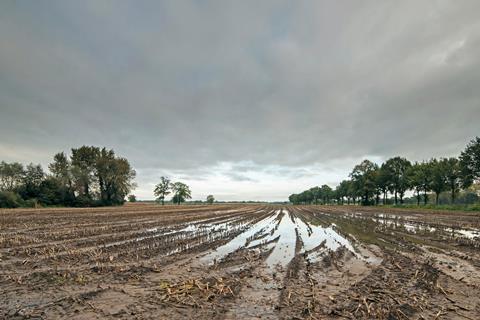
[312,214,395,249]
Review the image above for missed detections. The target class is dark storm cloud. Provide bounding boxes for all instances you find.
[1,1,479,200]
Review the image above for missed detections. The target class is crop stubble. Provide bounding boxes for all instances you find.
[1,204,479,319]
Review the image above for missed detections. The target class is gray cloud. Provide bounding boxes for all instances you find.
[1,1,479,200]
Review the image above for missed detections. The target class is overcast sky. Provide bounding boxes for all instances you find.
[1,1,479,201]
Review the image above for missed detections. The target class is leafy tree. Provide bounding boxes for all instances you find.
[154,176,171,205]
[0,191,24,208]
[95,148,115,203]
[0,161,24,191]
[376,165,390,205]
[430,158,447,205]
[460,136,480,188]
[49,152,75,203]
[408,161,432,205]
[346,180,359,204]
[301,190,314,204]
[37,177,63,205]
[309,186,321,205]
[370,168,383,205]
[296,192,305,204]
[206,195,215,204]
[294,191,305,204]
[49,152,72,186]
[112,157,136,203]
[24,164,45,185]
[383,157,412,204]
[332,188,342,204]
[19,163,45,199]
[1,146,136,208]
[171,182,192,205]
[320,185,333,204]
[443,157,462,204]
[408,162,424,205]
[289,193,300,204]
[128,195,137,202]
[350,160,378,205]
[95,148,136,205]
[71,146,99,198]
[336,180,350,205]
[287,137,480,207]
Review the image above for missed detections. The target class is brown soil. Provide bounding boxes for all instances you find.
[1,204,479,319]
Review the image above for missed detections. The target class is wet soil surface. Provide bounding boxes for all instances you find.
[1,204,479,319]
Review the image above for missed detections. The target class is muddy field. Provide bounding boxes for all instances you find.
[1,204,479,319]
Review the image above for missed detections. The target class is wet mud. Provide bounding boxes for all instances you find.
[1,204,479,319]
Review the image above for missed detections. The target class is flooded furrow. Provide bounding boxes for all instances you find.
[2,204,480,320]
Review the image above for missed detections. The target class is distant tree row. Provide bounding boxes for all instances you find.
[0,146,136,208]
[289,137,480,206]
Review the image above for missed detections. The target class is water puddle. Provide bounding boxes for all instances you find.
[371,214,479,239]
[201,208,361,268]
[264,211,298,267]
[373,216,436,233]
[296,219,355,252]
[104,215,250,249]
[200,211,281,264]
[444,227,480,239]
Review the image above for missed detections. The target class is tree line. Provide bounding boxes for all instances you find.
[289,137,480,206]
[0,146,136,208]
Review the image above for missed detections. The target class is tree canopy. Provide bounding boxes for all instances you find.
[460,136,480,187]
[153,178,193,205]
[154,176,171,205]
[289,137,480,206]
[0,146,136,208]
[171,182,192,205]
[206,195,215,204]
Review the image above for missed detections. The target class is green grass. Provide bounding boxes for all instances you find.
[386,203,480,212]
[311,214,395,249]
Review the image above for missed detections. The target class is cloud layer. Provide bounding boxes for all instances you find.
[1,1,479,200]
